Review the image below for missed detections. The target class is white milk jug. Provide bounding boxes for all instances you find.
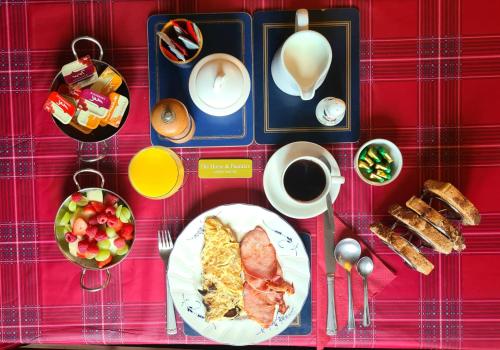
[271,9,332,101]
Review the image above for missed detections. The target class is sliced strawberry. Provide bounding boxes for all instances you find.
[95,230,107,241]
[73,217,88,236]
[107,215,123,231]
[85,225,98,239]
[114,237,126,249]
[91,201,105,213]
[87,242,99,255]
[78,240,89,253]
[81,204,96,219]
[88,216,98,225]
[64,232,77,243]
[104,193,119,206]
[121,223,134,241]
[96,213,108,224]
[104,206,116,215]
[71,192,83,202]
[97,255,112,268]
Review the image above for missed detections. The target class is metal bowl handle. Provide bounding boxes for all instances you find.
[71,36,104,61]
[77,142,108,163]
[80,268,111,292]
[73,168,105,190]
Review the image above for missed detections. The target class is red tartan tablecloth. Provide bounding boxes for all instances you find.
[2,0,500,349]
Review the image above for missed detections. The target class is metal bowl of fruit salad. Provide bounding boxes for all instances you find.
[54,168,135,292]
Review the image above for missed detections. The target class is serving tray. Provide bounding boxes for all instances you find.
[147,13,254,148]
[253,9,360,145]
[183,232,312,336]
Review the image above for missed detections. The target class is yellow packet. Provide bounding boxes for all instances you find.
[101,92,129,128]
[90,66,122,95]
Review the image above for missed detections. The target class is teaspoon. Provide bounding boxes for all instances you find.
[357,256,374,327]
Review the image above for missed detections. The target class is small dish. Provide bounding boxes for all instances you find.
[54,169,135,292]
[158,18,203,66]
[354,138,403,186]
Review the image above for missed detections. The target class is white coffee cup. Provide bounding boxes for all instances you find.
[282,155,345,206]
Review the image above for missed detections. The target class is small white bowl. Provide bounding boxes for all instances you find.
[354,138,403,186]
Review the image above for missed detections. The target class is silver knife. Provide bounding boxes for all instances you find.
[324,192,337,335]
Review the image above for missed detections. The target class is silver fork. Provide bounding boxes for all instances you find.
[158,228,177,335]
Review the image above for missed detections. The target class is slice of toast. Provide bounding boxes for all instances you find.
[389,204,453,255]
[406,196,465,251]
[370,222,434,275]
[424,179,480,226]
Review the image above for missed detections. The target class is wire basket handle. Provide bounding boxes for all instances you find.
[71,36,104,61]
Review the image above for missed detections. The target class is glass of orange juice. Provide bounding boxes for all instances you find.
[128,146,184,199]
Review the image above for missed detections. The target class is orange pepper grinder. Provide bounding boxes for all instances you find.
[151,98,195,143]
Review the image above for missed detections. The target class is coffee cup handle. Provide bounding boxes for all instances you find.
[331,175,345,184]
[295,9,308,32]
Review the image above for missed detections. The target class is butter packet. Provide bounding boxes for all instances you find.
[90,66,123,95]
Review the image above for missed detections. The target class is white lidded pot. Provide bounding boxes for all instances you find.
[188,53,251,117]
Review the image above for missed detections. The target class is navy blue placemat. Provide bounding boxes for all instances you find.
[253,9,360,145]
[147,13,254,147]
[183,232,312,336]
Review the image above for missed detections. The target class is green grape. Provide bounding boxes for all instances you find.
[95,249,110,262]
[119,207,131,222]
[116,245,129,256]
[59,211,71,225]
[115,205,123,218]
[120,207,131,221]
[68,201,77,212]
[97,239,111,250]
[106,227,117,238]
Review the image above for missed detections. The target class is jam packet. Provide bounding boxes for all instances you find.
[43,91,75,124]
[100,92,129,128]
[90,66,123,95]
[77,89,110,118]
[61,55,98,88]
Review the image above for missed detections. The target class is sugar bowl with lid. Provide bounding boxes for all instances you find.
[188,53,251,117]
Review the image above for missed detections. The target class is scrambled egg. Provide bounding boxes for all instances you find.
[201,216,244,321]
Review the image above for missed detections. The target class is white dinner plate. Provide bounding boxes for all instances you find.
[168,203,310,345]
[264,141,343,219]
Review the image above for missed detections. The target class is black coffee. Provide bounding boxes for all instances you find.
[284,159,327,201]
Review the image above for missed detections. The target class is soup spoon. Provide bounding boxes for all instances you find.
[334,238,361,330]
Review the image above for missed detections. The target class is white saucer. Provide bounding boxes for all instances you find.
[263,141,342,219]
